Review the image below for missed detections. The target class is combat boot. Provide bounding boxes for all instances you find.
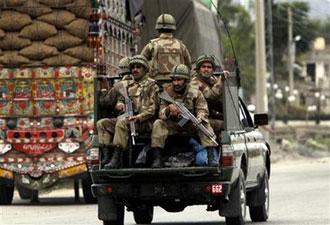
[151,148,162,168]
[100,145,111,168]
[104,147,122,169]
[207,148,219,167]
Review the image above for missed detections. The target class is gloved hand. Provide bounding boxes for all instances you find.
[168,104,180,117]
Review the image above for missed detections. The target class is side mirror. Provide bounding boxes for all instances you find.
[254,113,268,126]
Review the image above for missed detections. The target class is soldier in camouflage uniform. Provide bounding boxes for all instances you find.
[191,55,227,135]
[97,57,133,167]
[141,13,191,87]
[107,55,159,168]
[151,64,218,168]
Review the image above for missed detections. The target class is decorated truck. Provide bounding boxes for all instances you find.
[0,0,121,204]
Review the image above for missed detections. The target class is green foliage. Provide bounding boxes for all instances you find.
[218,0,255,100]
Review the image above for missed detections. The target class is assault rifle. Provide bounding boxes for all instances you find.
[117,84,137,145]
[158,91,218,146]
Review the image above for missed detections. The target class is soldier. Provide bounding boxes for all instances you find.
[97,57,133,168]
[141,13,191,87]
[106,55,159,168]
[191,55,227,135]
[151,64,218,168]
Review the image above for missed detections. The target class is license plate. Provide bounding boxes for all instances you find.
[58,164,87,178]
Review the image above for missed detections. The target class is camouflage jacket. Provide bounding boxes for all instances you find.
[117,75,159,122]
[99,75,134,108]
[159,84,209,122]
[141,33,191,81]
[190,73,224,119]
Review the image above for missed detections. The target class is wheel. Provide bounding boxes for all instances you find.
[249,170,269,222]
[133,205,153,224]
[0,184,14,205]
[225,169,246,225]
[17,185,33,200]
[103,204,125,225]
[81,174,97,204]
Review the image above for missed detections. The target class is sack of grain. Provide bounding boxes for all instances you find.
[0,29,5,39]
[0,11,32,32]
[64,45,93,62]
[42,53,80,66]
[0,33,31,50]
[38,0,74,7]
[64,19,88,40]
[65,0,92,19]
[44,31,82,51]
[0,0,25,7]
[20,42,58,60]
[37,10,75,29]
[19,21,57,41]
[16,0,52,18]
[0,51,30,65]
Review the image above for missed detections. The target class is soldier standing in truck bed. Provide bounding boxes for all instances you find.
[141,13,191,88]
[107,55,159,169]
[191,55,227,135]
[150,64,218,168]
[97,57,133,168]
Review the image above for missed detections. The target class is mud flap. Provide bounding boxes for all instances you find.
[219,174,242,217]
[98,196,119,221]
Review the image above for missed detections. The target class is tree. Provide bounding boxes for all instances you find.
[217,0,255,100]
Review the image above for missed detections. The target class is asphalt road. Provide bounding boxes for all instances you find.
[1,158,329,225]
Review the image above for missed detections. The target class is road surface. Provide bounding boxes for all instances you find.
[1,158,329,225]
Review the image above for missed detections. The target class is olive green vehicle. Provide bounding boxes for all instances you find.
[90,74,271,225]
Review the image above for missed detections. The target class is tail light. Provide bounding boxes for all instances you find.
[221,145,234,167]
[87,147,99,166]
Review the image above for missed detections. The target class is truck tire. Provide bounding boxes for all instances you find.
[103,204,125,225]
[249,170,269,222]
[225,169,246,225]
[133,205,153,224]
[17,185,33,200]
[0,184,14,205]
[81,174,97,204]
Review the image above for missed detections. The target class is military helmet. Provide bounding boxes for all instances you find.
[129,55,149,71]
[195,54,216,70]
[155,13,176,31]
[118,57,130,75]
[169,64,190,80]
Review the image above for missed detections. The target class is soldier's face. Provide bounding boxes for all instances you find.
[172,78,187,92]
[131,64,145,80]
[199,62,214,78]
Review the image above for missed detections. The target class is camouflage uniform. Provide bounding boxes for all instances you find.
[190,55,225,135]
[112,75,159,149]
[141,14,191,86]
[191,74,224,134]
[151,84,217,149]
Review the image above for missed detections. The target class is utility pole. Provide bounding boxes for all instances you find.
[266,0,275,130]
[255,0,268,113]
[287,6,294,97]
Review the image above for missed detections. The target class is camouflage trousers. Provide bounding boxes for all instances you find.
[151,119,218,149]
[96,118,117,145]
[112,117,153,150]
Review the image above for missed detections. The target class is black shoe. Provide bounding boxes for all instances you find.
[104,147,122,169]
[101,146,112,168]
[207,148,219,167]
[151,148,162,168]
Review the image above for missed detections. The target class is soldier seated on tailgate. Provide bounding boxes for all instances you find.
[141,13,191,88]
[191,54,228,136]
[150,64,218,168]
[105,55,159,169]
[97,57,134,168]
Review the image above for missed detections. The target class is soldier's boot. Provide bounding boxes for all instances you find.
[207,148,219,167]
[151,148,162,168]
[104,147,122,169]
[100,146,112,168]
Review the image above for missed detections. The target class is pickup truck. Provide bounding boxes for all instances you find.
[90,74,271,225]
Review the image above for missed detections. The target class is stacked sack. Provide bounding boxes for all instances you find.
[0,0,93,66]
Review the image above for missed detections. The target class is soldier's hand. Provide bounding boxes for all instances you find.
[168,104,180,117]
[128,115,139,122]
[115,103,125,112]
